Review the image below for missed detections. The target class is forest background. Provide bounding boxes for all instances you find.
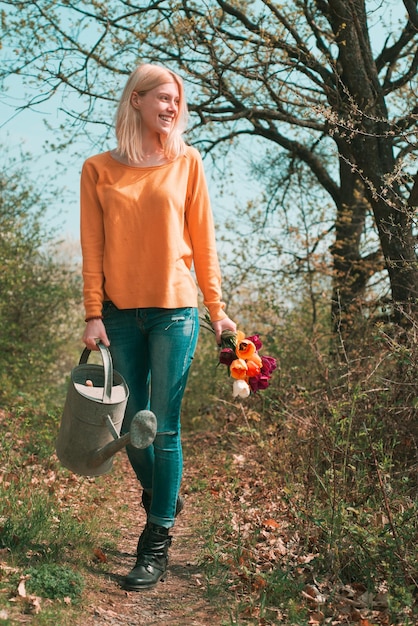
[0,1,417,624]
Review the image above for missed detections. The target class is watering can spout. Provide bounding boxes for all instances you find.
[86,410,157,470]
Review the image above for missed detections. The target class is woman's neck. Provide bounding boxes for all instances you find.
[111,145,169,168]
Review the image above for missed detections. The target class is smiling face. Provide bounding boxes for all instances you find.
[131,81,180,138]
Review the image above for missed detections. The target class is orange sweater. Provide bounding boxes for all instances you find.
[80,147,226,322]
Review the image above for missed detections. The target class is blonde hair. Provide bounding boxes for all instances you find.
[115,64,188,162]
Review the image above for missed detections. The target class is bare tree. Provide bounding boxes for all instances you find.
[1,0,417,331]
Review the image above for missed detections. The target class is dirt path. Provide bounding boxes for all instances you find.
[80,436,224,626]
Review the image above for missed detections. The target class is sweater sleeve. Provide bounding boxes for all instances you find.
[185,148,227,321]
[80,159,105,319]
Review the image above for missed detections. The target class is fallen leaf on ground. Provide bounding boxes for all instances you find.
[262,518,280,529]
[93,548,107,563]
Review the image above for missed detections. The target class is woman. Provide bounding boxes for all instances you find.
[80,63,236,590]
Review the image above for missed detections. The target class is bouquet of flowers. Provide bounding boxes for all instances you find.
[219,330,277,398]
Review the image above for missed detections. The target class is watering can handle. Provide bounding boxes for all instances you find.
[79,341,113,404]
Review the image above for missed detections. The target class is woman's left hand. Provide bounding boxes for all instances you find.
[211,316,237,346]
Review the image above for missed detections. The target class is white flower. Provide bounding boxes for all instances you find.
[232,379,251,398]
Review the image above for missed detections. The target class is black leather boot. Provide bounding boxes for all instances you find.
[124,523,172,590]
[136,493,183,554]
[136,523,148,554]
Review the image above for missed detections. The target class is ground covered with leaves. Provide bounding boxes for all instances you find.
[0,403,416,625]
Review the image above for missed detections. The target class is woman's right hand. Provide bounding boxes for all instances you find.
[82,319,110,351]
[211,316,237,346]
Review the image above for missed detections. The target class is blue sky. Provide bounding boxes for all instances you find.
[1,84,83,240]
[0,0,409,246]
[0,74,257,249]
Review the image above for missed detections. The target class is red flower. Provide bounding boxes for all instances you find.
[247,334,263,350]
[249,374,271,392]
[219,348,236,366]
[261,355,277,375]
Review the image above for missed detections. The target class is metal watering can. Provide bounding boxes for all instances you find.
[56,342,156,476]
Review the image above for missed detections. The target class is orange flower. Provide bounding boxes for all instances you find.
[236,330,257,360]
[230,358,248,380]
[246,355,262,377]
[250,353,262,367]
[236,330,246,343]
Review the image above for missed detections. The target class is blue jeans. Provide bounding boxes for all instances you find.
[102,303,199,528]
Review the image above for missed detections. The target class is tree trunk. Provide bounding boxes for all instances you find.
[327,0,418,321]
[330,157,385,331]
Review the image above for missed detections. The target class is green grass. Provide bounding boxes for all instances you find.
[24,564,85,600]
[0,402,121,623]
